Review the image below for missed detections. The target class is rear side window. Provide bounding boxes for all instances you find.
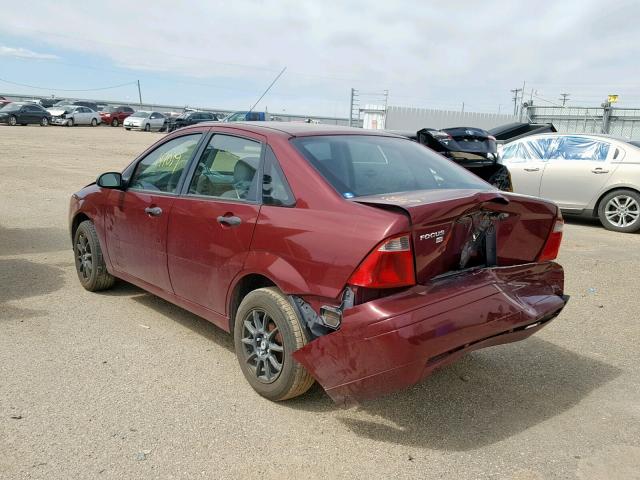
[189,134,262,201]
[546,136,610,161]
[129,134,202,193]
[263,146,294,206]
[292,135,488,198]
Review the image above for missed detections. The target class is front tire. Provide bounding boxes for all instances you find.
[234,287,314,401]
[91,118,98,127]
[73,220,115,291]
[111,118,119,127]
[67,118,74,127]
[40,117,49,126]
[144,123,151,132]
[598,189,640,233]
[8,115,17,126]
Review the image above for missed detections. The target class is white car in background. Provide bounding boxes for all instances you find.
[123,111,166,131]
[47,105,101,127]
[501,133,640,232]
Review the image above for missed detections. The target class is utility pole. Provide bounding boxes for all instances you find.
[461,102,465,113]
[559,92,570,106]
[511,87,522,115]
[137,80,143,108]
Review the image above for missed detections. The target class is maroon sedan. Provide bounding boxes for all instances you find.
[69,123,567,404]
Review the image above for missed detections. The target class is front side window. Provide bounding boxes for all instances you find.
[189,134,262,201]
[129,134,202,193]
[501,142,532,163]
[292,135,488,198]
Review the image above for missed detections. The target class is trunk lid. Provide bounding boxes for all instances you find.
[354,189,557,284]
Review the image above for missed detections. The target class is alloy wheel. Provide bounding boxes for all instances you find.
[240,309,284,384]
[41,117,48,126]
[605,195,639,228]
[75,232,93,281]
[9,116,16,126]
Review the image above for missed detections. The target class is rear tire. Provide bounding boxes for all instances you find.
[597,189,640,233]
[125,127,131,130]
[8,115,17,126]
[91,118,98,127]
[487,165,513,191]
[73,220,115,291]
[234,287,315,401]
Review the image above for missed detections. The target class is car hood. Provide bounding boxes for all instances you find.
[48,108,69,116]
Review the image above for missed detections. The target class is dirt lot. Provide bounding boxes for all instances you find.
[1,125,639,480]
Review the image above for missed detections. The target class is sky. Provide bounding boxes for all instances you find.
[1,0,639,117]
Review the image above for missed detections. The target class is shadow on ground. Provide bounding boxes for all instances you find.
[288,338,621,451]
[93,281,620,452]
[99,281,234,353]
[0,224,69,256]
[0,258,65,319]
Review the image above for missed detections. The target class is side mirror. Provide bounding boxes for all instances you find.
[97,172,123,189]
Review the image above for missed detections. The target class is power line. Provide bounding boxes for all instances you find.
[0,76,137,92]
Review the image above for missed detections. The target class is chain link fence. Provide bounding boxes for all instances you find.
[525,105,640,139]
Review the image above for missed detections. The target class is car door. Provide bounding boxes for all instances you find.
[167,132,264,315]
[501,139,546,196]
[104,133,204,291]
[539,136,618,210]
[149,112,165,130]
[24,105,40,123]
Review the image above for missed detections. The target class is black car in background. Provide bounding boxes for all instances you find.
[393,127,513,191]
[169,111,220,131]
[52,100,100,112]
[0,102,51,126]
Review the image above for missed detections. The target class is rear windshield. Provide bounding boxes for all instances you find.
[291,135,489,197]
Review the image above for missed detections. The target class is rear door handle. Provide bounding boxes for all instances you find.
[524,167,540,172]
[144,206,163,217]
[217,215,242,226]
[591,168,609,174]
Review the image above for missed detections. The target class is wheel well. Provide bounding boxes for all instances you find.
[228,274,276,332]
[71,213,91,240]
[593,187,640,217]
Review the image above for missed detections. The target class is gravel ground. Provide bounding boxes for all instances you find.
[1,125,639,480]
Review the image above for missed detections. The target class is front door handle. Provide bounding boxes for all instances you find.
[217,215,242,227]
[524,167,540,172]
[144,206,163,217]
[591,168,610,174]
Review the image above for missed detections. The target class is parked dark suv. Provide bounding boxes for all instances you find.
[99,105,135,127]
[169,111,219,132]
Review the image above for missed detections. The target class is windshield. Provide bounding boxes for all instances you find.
[130,111,150,118]
[224,112,247,122]
[1,103,22,112]
[292,135,489,198]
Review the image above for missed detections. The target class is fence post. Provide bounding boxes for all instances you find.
[602,102,612,134]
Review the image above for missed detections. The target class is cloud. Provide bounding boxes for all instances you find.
[1,0,640,113]
[0,45,59,60]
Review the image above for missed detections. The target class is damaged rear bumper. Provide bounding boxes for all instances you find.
[293,262,567,404]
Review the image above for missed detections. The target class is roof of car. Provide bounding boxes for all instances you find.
[198,121,403,138]
[519,132,632,143]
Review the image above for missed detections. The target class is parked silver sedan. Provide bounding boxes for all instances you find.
[123,111,166,131]
[47,105,101,127]
[501,134,640,232]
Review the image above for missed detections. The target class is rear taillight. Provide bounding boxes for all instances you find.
[538,216,564,262]
[348,234,416,289]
